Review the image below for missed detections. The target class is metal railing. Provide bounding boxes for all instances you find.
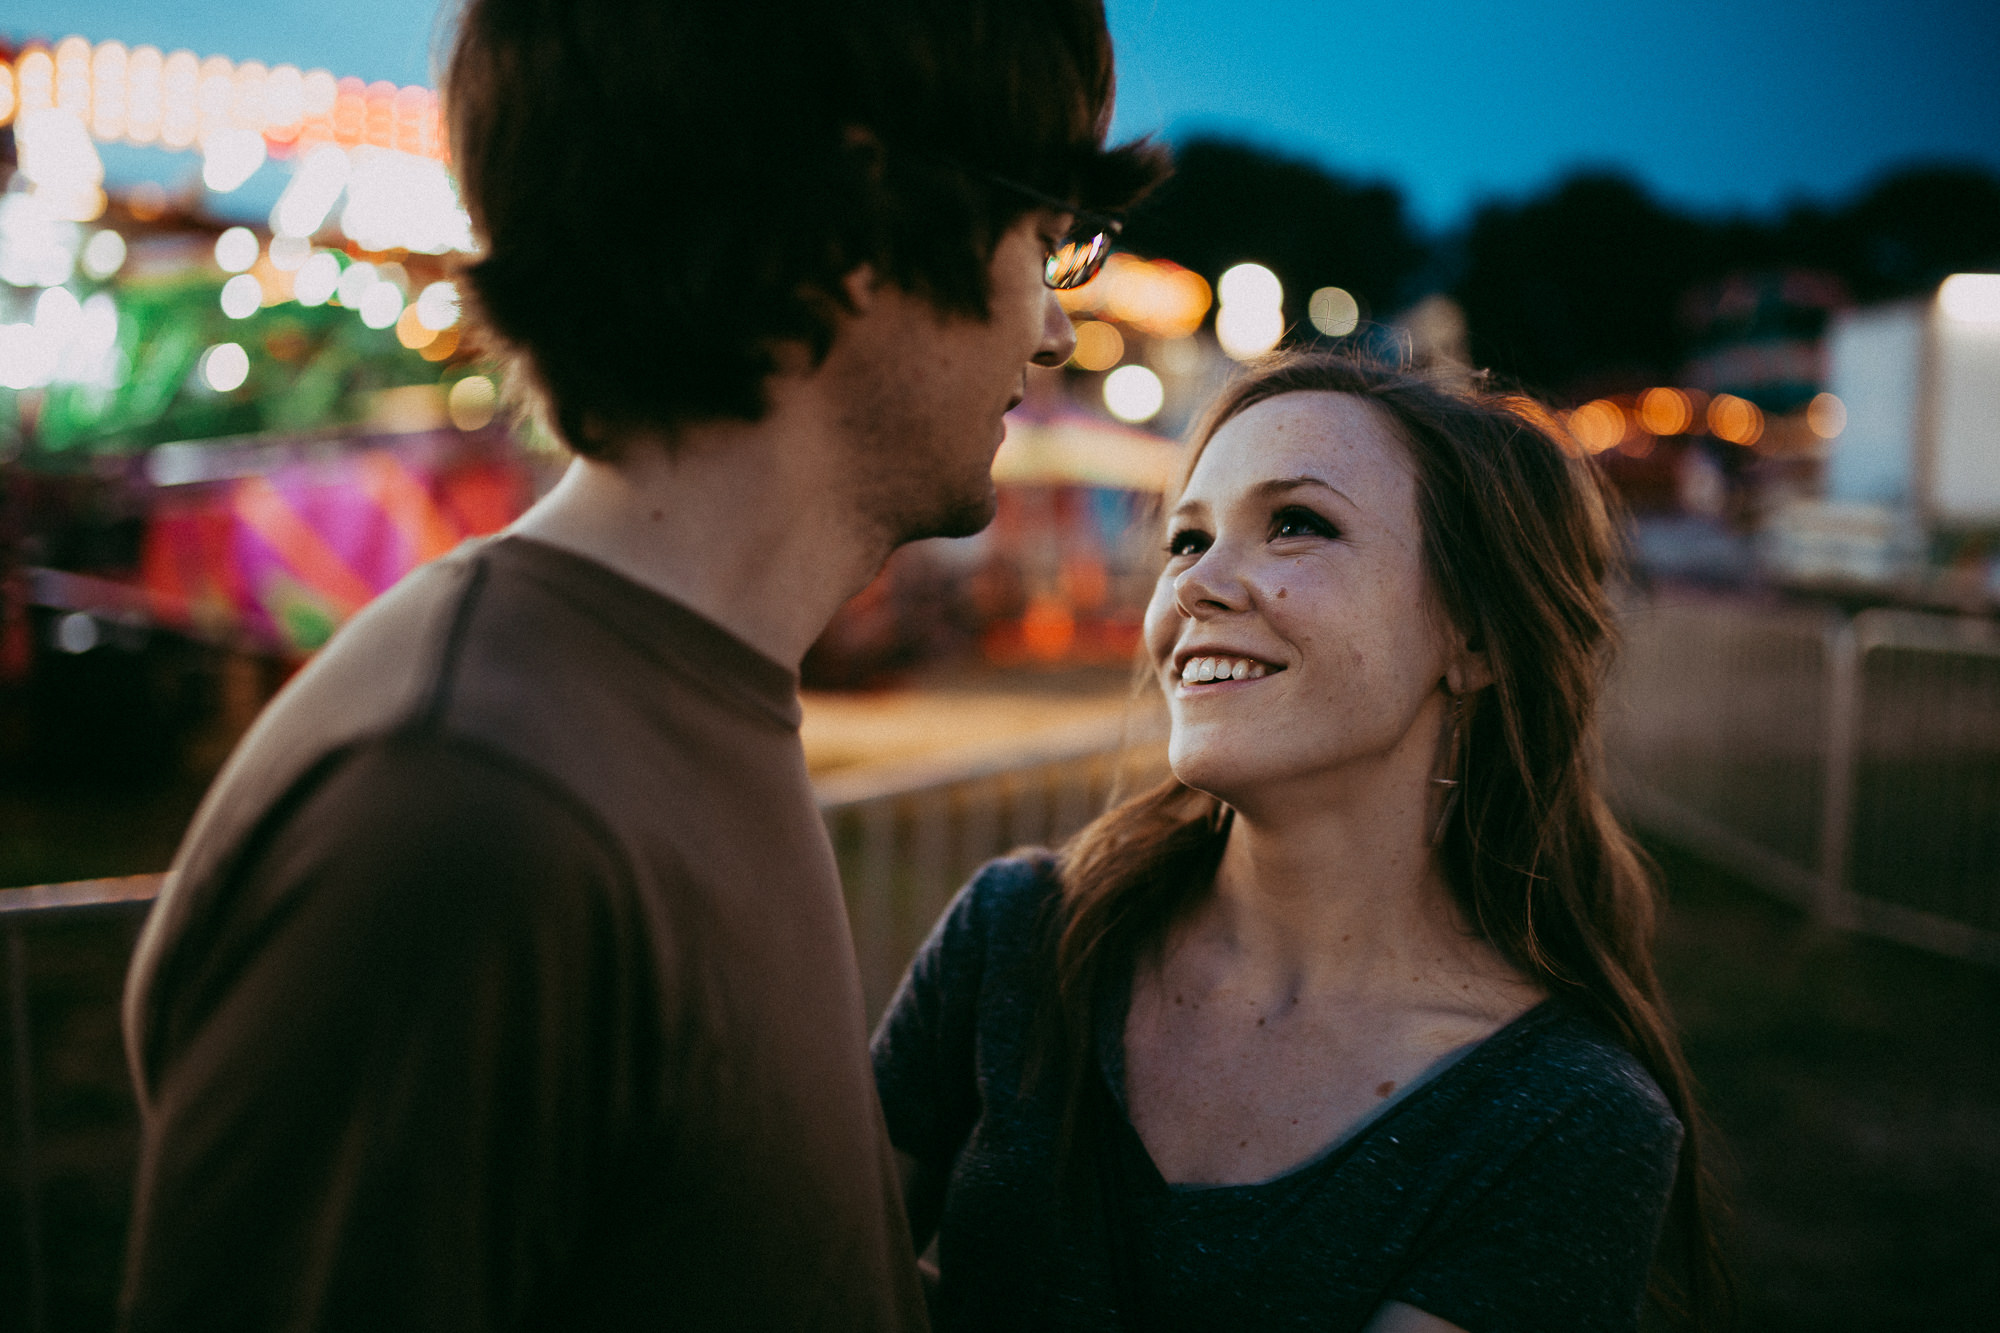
[1605,590,2000,967]
[819,716,1169,1017]
[7,588,1998,1326]
[0,720,1164,1331]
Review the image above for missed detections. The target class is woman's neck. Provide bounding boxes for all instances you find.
[1194,810,1465,1000]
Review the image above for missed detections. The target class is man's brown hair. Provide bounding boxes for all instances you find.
[446,0,1164,456]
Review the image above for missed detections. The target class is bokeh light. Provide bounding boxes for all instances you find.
[419,326,461,363]
[1103,364,1165,423]
[1308,286,1360,337]
[54,612,100,655]
[1707,393,1764,446]
[1566,399,1625,453]
[414,281,461,332]
[271,142,350,240]
[1070,320,1124,372]
[1216,303,1283,360]
[335,259,378,308]
[81,229,127,280]
[448,375,498,431]
[1216,262,1284,360]
[219,273,264,319]
[293,250,341,306]
[395,305,436,350]
[213,226,259,273]
[1638,387,1692,436]
[198,341,249,392]
[1218,263,1282,310]
[200,126,265,193]
[267,235,311,272]
[358,282,405,330]
[1939,273,2000,323]
[1806,392,1847,439]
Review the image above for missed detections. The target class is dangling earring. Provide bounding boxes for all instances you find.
[1430,692,1465,847]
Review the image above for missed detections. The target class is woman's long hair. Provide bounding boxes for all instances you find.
[1042,352,1728,1326]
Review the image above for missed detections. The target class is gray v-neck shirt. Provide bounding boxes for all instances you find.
[872,855,1681,1333]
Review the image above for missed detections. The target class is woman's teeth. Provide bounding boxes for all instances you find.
[1180,656,1270,683]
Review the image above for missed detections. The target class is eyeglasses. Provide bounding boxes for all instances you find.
[986,173,1122,290]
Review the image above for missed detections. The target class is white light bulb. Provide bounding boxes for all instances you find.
[199,341,249,392]
[1103,364,1165,424]
[213,225,259,273]
[219,273,264,319]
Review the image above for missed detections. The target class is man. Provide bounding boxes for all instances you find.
[119,1,1162,1327]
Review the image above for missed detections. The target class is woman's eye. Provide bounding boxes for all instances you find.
[1165,528,1209,557]
[1272,506,1338,540]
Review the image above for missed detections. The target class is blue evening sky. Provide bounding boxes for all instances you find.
[14,0,2000,230]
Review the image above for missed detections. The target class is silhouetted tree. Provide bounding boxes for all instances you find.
[1828,167,2000,302]
[1453,164,2000,399]
[1120,137,1427,328]
[1454,173,1708,398]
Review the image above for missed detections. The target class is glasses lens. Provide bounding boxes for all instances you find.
[1045,231,1110,290]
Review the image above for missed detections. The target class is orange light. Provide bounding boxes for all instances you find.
[299,69,338,148]
[1707,393,1763,446]
[396,304,439,350]
[262,64,304,149]
[1019,596,1077,662]
[332,75,366,146]
[364,80,397,148]
[1566,399,1625,454]
[1637,387,1692,436]
[0,62,15,126]
[126,180,168,221]
[392,85,431,155]
[1070,319,1124,372]
[419,326,462,362]
[1805,392,1846,439]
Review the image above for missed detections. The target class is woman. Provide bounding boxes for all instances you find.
[872,353,1725,1331]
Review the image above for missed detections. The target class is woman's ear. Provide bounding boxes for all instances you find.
[1445,636,1494,696]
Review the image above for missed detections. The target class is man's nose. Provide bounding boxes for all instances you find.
[1031,290,1077,368]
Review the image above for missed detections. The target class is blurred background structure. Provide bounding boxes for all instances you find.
[1,1,1998,1328]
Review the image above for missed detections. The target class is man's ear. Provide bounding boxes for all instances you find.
[840,263,880,315]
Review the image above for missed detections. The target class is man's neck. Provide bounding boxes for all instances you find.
[507,405,890,669]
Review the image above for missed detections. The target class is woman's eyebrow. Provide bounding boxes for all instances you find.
[1252,475,1358,508]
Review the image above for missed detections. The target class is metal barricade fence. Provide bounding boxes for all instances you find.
[0,721,1165,1329]
[1606,590,2000,968]
[817,718,1169,1019]
[7,590,1995,1323]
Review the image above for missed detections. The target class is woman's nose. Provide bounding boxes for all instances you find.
[1173,546,1253,618]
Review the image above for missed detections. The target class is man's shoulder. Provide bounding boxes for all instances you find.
[168,547,495,880]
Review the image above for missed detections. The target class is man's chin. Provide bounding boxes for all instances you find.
[896,483,998,545]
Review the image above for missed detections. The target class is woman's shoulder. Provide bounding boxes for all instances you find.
[958,849,1063,926]
[1476,1001,1684,1153]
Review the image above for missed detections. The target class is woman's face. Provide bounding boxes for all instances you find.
[1142,391,1457,805]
